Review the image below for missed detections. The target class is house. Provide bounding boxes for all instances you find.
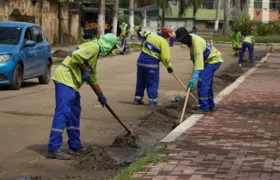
[0,0,81,45]
[248,0,280,23]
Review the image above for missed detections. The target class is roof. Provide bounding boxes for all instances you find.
[0,21,38,28]
[122,4,159,12]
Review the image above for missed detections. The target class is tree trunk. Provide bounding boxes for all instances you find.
[112,0,119,35]
[129,0,134,35]
[223,0,231,34]
[98,0,106,38]
[161,0,166,28]
[214,0,221,30]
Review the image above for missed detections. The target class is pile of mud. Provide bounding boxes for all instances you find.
[73,145,120,171]
[112,132,139,148]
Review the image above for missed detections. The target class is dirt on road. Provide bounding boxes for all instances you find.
[0,44,267,180]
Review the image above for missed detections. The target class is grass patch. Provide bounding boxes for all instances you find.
[114,145,167,180]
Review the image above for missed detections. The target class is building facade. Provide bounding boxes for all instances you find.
[0,0,81,45]
[248,0,280,23]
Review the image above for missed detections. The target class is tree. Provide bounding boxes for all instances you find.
[223,0,249,34]
[129,0,134,34]
[98,0,106,38]
[112,0,119,35]
[177,0,249,34]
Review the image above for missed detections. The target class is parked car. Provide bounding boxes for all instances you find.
[0,21,52,90]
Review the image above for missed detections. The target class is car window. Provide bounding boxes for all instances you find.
[0,27,22,45]
[31,27,43,43]
[24,28,33,43]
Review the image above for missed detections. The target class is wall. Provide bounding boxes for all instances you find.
[0,0,80,45]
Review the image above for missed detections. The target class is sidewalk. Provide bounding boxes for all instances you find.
[133,53,280,180]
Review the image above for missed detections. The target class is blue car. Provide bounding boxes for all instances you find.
[0,22,52,90]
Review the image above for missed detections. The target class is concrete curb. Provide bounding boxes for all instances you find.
[161,53,271,143]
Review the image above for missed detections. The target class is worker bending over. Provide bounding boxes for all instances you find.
[175,27,223,114]
[239,34,255,66]
[47,33,120,160]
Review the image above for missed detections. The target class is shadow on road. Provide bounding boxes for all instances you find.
[0,81,41,91]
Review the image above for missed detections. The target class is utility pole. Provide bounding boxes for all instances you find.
[214,0,221,31]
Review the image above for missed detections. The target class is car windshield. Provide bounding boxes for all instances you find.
[0,27,22,45]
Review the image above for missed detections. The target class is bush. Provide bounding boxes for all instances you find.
[232,14,255,36]
[256,23,275,36]
[271,21,280,35]
[118,14,142,27]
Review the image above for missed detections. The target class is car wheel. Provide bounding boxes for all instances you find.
[38,61,51,84]
[10,64,23,90]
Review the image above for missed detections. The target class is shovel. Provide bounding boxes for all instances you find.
[171,72,198,103]
[87,79,132,135]
[180,88,191,124]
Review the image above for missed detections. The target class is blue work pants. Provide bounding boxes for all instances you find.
[198,62,222,111]
[48,81,82,151]
[239,42,254,64]
[134,64,159,105]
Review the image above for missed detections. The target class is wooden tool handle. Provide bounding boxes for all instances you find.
[88,80,132,134]
[180,88,191,123]
[171,72,198,103]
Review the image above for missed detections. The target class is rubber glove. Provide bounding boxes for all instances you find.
[167,67,173,73]
[187,81,194,90]
[98,94,107,107]
[82,70,90,81]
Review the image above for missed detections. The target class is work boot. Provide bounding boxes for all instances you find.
[133,101,144,105]
[209,108,216,113]
[191,109,209,114]
[69,148,85,155]
[47,150,72,160]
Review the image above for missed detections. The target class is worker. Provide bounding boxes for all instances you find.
[120,23,130,55]
[157,25,175,47]
[190,26,197,60]
[47,33,120,160]
[231,29,241,56]
[191,26,198,34]
[134,27,174,106]
[239,34,255,66]
[175,27,223,114]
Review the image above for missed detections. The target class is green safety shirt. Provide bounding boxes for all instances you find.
[140,31,172,68]
[232,31,241,43]
[52,42,100,91]
[243,36,255,44]
[120,24,130,40]
[189,34,222,70]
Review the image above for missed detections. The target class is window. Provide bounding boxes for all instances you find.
[270,0,277,10]
[31,27,43,43]
[0,27,22,45]
[254,0,262,9]
[24,28,32,42]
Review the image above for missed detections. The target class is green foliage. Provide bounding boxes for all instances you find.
[118,14,142,26]
[271,21,280,35]
[256,23,275,36]
[231,14,254,36]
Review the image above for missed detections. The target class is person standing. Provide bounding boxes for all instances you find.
[134,27,174,106]
[120,23,130,55]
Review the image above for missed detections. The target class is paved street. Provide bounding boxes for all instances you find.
[133,53,280,180]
